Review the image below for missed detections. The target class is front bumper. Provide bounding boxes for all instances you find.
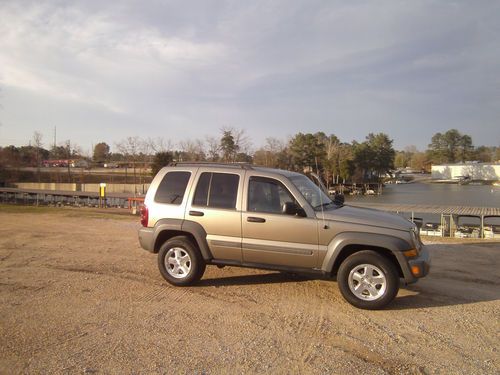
[402,244,431,284]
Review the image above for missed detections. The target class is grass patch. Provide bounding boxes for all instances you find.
[0,204,60,214]
[0,204,137,221]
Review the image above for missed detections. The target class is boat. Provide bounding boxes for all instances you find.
[420,222,443,237]
[484,225,500,239]
[454,225,480,238]
[457,176,471,185]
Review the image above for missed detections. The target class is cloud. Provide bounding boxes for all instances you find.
[0,0,499,150]
[0,1,227,112]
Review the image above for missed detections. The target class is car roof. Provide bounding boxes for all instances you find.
[251,166,303,178]
[168,162,304,178]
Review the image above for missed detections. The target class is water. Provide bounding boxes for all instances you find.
[346,182,500,207]
[346,182,500,226]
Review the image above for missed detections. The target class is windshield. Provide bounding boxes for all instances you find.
[289,175,333,209]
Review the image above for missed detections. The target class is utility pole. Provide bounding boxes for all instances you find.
[67,140,71,181]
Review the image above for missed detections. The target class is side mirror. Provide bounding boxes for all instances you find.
[282,202,306,217]
[333,194,345,206]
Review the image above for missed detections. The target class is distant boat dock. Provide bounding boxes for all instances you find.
[349,202,500,239]
[0,187,134,209]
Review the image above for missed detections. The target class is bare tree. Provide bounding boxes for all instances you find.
[323,135,340,187]
[264,137,285,153]
[254,137,286,168]
[179,139,205,161]
[144,136,174,173]
[32,131,43,183]
[146,137,173,154]
[116,136,143,195]
[234,129,251,154]
[222,127,251,154]
[64,140,71,180]
[205,136,220,161]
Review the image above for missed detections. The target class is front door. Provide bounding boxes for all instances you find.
[242,176,319,268]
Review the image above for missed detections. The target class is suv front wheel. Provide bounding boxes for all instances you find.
[337,250,399,310]
[158,236,206,286]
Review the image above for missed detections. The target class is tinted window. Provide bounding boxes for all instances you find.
[248,177,296,214]
[154,171,191,204]
[193,172,211,206]
[193,172,239,209]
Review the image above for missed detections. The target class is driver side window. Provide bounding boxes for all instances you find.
[248,177,296,214]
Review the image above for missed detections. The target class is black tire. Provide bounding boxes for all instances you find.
[337,250,399,310]
[158,236,206,286]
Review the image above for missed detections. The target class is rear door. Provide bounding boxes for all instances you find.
[185,169,244,262]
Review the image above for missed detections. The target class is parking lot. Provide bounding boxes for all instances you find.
[0,208,498,374]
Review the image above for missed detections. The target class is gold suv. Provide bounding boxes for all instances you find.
[138,163,430,309]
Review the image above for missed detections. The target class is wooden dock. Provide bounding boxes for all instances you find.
[348,202,500,239]
[0,187,132,208]
[348,202,500,217]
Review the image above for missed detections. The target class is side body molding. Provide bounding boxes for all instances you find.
[321,232,411,273]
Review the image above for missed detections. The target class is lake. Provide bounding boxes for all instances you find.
[346,182,500,208]
[346,182,500,226]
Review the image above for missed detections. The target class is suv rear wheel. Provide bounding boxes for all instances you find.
[337,250,399,310]
[158,236,206,286]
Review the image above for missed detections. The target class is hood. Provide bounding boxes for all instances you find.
[320,205,413,232]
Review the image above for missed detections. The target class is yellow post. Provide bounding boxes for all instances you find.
[99,183,107,208]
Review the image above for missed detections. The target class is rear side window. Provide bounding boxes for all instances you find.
[193,172,239,209]
[154,171,191,204]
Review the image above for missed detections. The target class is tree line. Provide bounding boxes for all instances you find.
[1,128,498,186]
[394,129,499,172]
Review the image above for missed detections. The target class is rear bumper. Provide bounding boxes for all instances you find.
[138,227,155,252]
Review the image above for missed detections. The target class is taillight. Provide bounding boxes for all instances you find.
[140,204,149,227]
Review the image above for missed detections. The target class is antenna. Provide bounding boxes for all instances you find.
[314,157,328,230]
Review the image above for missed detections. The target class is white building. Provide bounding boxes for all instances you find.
[431,163,500,181]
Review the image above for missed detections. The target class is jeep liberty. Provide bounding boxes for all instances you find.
[138,163,430,309]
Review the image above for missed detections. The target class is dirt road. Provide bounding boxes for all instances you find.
[0,208,498,374]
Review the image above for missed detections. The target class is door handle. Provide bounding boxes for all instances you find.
[189,210,204,217]
[247,216,266,223]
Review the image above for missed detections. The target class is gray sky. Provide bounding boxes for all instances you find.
[1,0,499,153]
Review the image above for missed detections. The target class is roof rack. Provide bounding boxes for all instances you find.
[169,161,254,170]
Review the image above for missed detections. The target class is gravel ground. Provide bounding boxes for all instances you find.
[0,208,498,374]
